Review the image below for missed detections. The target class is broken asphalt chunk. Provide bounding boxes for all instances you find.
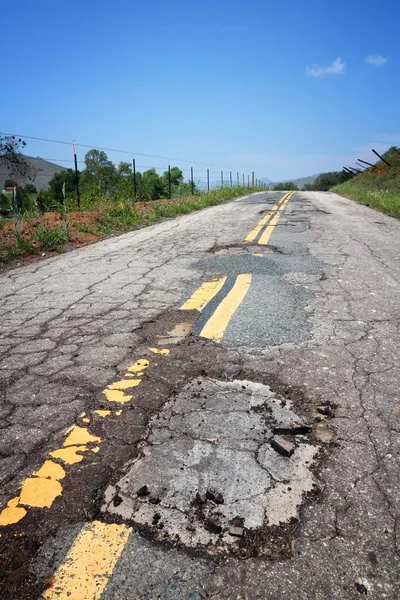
[229,526,244,537]
[204,518,222,535]
[136,485,150,497]
[206,489,224,504]
[271,435,295,457]
[273,420,311,435]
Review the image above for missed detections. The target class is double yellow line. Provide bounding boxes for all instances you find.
[244,191,295,245]
[181,274,251,342]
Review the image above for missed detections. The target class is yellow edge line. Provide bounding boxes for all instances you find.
[180,276,227,311]
[199,274,252,342]
[43,521,131,600]
[243,192,290,243]
[258,191,295,245]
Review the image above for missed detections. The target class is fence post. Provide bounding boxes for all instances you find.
[237,171,239,186]
[191,167,194,195]
[73,140,81,209]
[247,174,250,189]
[207,168,210,192]
[242,173,245,187]
[372,148,391,167]
[132,154,137,200]
[221,170,224,187]
[252,171,255,187]
[230,171,232,187]
[168,163,172,199]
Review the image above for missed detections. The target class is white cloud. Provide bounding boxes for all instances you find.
[306,57,346,77]
[366,54,388,66]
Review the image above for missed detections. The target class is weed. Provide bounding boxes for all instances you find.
[76,223,94,234]
[36,224,71,250]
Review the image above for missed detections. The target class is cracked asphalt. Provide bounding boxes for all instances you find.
[1,190,400,599]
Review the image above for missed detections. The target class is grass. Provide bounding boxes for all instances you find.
[35,224,71,251]
[0,186,260,265]
[332,150,400,217]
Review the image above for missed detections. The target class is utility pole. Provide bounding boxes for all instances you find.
[73,140,81,209]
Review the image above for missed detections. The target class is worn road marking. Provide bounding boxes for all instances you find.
[244,211,274,243]
[258,191,295,245]
[180,276,227,311]
[0,350,169,527]
[243,192,290,244]
[42,521,131,600]
[200,274,252,342]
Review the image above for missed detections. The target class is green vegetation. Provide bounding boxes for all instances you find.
[331,147,400,216]
[35,224,71,251]
[0,185,260,264]
[303,171,346,191]
[273,182,299,191]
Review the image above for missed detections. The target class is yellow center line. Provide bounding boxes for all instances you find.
[243,192,290,244]
[180,276,227,311]
[199,274,252,342]
[258,191,295,245]
[42,521,131,600]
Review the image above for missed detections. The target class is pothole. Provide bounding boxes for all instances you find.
[103,378,321,557]
[208,243,286,256]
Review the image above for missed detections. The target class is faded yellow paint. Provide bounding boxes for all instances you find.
[244,212,273,243]
[63,426,101,448]
[0,497,27,526]
[93,410,112,417]
[42,521,131,600]
[253,253,263,257]
[258,212,281,245]
[243,192,291,245]
[82,417,90,423]
[103,389,133,404]
[50,446,89,465]
[34,461,66,480]
[200,274,252,342]
[116,410,122,416]
[149,347,170,355]
[108,379,141,390]
[180,276,227,311]
[127,359,150,373]
[279,190,295,210]
[19,477,63,508]
[258,191,295,245]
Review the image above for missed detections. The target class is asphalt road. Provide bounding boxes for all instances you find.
[0,191,400,599]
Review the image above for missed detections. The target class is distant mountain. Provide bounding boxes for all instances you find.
[0,155,66,191]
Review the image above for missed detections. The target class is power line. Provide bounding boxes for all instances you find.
[0,131,252,172]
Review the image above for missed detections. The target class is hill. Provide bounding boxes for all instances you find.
[331,147,400,216]
[0,156,66,191]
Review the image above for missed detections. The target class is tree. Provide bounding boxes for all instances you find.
[140,169,165,200]
[273,182,299,191]
[80,149,116,195]
[11,186,35,214]
[0,136,33,181]
[312,171,345,191]
[162,167,184,187]
[24,183,37,194]
[49,169,78,201]
[4,178,17,189]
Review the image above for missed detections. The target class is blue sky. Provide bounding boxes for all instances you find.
[2,0,398,181]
